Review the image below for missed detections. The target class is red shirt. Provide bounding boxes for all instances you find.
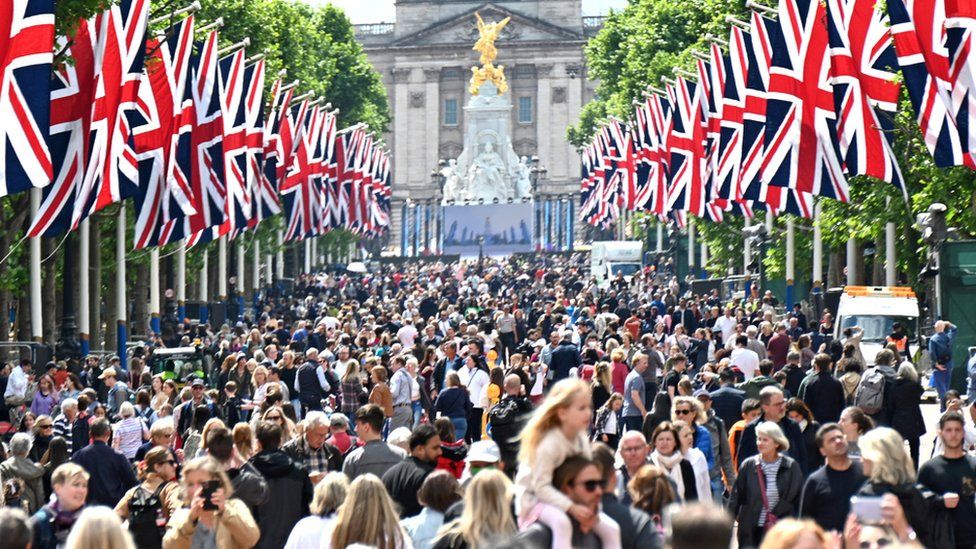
[611,361,629,393]
[624,317,642,340]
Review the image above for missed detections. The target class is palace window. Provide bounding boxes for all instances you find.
[518,96,533,124]
[444,98,458,126]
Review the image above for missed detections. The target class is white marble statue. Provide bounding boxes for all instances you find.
[441,159,462,202]
[514,155,533,199]
[466,141,508,201]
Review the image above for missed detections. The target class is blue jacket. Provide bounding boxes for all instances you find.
[928,326,957,369]
[549,342,582,382]
[709,385,746,432]
[71,441,137,507]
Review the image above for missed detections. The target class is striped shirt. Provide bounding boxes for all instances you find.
[758,456,782,526]
[114,417,146,459]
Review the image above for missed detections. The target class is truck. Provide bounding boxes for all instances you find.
[833,286,920,366]
[590,241,643,288]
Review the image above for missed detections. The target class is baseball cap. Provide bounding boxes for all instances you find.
[466,440,501,463]
[190,377,206,387]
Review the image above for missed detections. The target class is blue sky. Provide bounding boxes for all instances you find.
[303,0,629,24]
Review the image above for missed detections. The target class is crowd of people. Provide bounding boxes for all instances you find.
[0,255,965,549]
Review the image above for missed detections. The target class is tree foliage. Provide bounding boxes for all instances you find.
[574,0,976,290]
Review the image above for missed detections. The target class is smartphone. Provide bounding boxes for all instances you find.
[850,496,884,524]
[201,480,221,510]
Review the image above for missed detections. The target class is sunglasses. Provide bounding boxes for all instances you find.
[574,479,603,493]
[675,409,692,415]
[266,415,282,420]
[38,424,53,429]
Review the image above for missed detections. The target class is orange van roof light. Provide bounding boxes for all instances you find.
[843,286,916,298]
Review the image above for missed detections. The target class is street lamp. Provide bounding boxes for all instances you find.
[528,156,548,194]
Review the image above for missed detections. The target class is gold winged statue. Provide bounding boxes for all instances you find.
[469,12,511,95]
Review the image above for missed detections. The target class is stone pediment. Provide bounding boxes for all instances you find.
[391,3,583,48]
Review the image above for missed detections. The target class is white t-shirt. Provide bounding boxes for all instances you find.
[460,366,489,407]
[730,347,761,380]
[713,316,737,344]
[397,324,418,347]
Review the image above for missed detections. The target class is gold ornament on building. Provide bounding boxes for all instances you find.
[469,12,510,95]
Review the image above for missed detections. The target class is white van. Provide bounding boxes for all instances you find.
[834,286,920,366]
[590,241,643,287]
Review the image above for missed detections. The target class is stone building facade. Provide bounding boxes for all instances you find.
[354,1,603,246]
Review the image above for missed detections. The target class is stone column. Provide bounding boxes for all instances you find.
[424,67,441,194]
[392,67,412,195]
[536,64,553,186]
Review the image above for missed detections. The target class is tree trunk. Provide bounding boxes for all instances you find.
[872,236,884,285]
[90,216,101,350]
[827,249,842,288]
[851,242,865,286]
[42,238,57,345]
[132,262,149,338]
[104,237,117,353]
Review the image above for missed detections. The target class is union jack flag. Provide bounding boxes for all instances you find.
[825,0,904,187]
[666,77,708,218]
[604,119,637,212]
[580,129,611,226]
[31,0,149,237]
[217,49,250,237]
[313,108,336,235]
[888,0,975,167]
[184,30,225,247]
[762,0,848,201]
[132,16,196,249]
[239,59,274,234]
[0,0,54,197]
[258,77,290,223]
[281,102,321,240]
[646,94,673,218]
[945,0,976,160]
[715,26,750,209]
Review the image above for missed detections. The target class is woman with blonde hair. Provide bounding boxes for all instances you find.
[671,396,714,471]
[434,469,515,548]
[250,365,271,406]
[65,506,135,549]
[515,378,619,548]
[284,472,349,549]
[760,518,830,549]
[591,362,613,413]
[326,474,408,549]
[31,463,90,549]
[163,457,259,549]
[855,426,936,546]
[232,422,255,459]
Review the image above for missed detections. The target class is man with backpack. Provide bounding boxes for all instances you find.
[488,374,532,476]
[854,349,898,426]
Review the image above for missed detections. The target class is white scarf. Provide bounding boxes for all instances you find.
[651,451,685,499]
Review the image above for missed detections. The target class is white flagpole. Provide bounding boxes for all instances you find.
[275,229,284,281]
[813,200,823,292]
[30,189,42,343]
[150,247,160,335]
[78,218,90,355]
[218,235,227,303]
[116,203,128,371]
[176,242,186,321]
[237,239,245,320]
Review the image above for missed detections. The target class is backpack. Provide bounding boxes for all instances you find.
[127,482,169,549]
[854,368,886,414]
[488,397,521,428]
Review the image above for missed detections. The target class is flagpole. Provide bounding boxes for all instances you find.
[176,242,186,322]
[217,235,227,314]
[304,240,311,274]
[743,217,752,277]
[30,189,42,344]
[252,237,260,312]
[275,229,284,282]
[150,248,161,335]
[78,218,90,355]
[846,237,857,285]
[199,247,209,324]
[656,221,663,253]
[116,203,128,371]
[885,197,896,286]
[813,200,823,293]
[688,222,696,274]
[237,240,245,321]
[786,218,795,308]
[265,251,273,286]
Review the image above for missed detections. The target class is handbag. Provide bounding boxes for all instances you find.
[755,462,779,531]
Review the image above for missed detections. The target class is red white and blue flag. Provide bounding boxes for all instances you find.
[0,0,54,198]
[31,0,149,236]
